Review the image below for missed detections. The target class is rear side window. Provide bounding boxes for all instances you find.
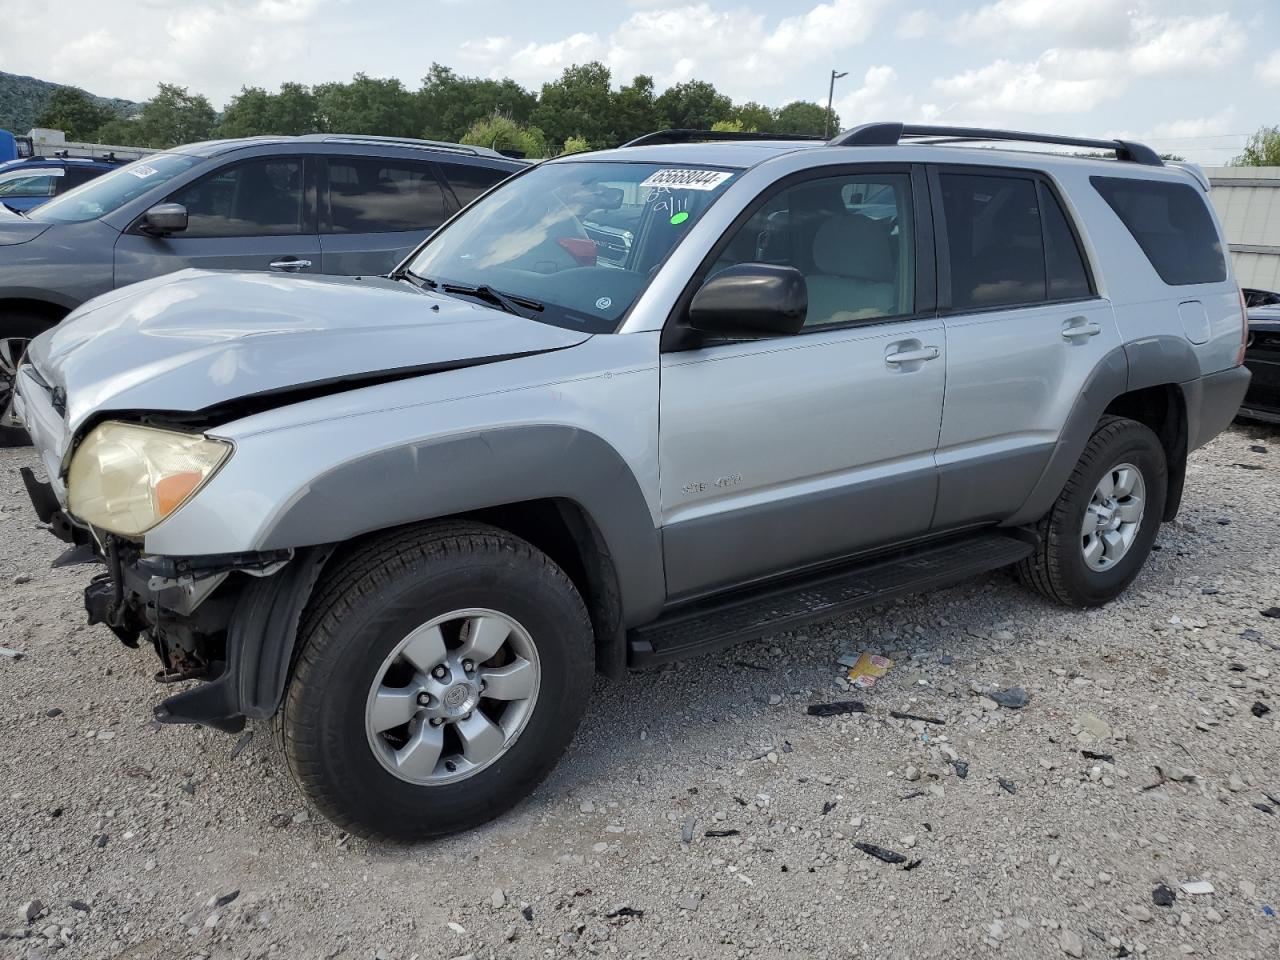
[326,157,447,233]
[940,173,1045,309]
[1091,176,1226,285]
[436,162,509,207]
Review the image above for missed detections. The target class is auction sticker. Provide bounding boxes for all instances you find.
[639,169,733,191]
[129,164,161,179]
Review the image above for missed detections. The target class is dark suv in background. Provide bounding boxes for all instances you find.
[0,134,526,443]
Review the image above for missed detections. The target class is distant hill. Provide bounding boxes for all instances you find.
[0,71,141,133]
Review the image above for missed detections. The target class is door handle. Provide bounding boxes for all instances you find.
[885,346,940,365]
[270,258,312,272]
[1062,317,1102,340]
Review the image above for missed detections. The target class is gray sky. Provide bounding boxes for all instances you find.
[2,0,1276,163]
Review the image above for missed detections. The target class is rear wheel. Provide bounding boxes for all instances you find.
[0,312,52,447]
[1017,416,1168,606]
[282,522,594,841]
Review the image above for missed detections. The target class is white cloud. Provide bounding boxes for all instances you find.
[953,0,1131,47]
[1261,51,1280,85]
[933,12,1246,117]
[461,0,886,94]
[832,65,940,125]
[895,10,933,39]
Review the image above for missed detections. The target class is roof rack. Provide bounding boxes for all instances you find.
[827,122,1163,166]
[621,129,827,148]
[293,134,510,160]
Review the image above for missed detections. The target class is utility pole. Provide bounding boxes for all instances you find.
[826,69,848,139]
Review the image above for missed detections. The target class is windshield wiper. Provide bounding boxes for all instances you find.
[393,268,438,289]
[440,283,545,316]
[1,202,27,217]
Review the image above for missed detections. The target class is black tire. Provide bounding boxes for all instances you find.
[0,312,52,448]
[1017,415,1168,607]
[282,521,594,842]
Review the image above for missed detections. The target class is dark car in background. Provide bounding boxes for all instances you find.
[1241,294,1280,423]
[0,134,526,443]
[0,156,125,212]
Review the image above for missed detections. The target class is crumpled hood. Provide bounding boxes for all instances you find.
[27,269,591,434]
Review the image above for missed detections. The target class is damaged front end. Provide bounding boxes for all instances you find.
[23,466,329,733]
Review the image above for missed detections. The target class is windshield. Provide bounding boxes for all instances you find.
[405,160,739,332]
[27,153,201,224]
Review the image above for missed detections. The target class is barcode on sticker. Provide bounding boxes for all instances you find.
[639,169,733,191]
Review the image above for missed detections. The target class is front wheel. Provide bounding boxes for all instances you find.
[282,522,594,841]
[1,313,51,448]
[1017,415,1168,606]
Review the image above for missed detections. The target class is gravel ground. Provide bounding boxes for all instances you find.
[2,425,1279,960]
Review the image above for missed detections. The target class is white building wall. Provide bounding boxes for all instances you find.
[1204,166,1280,291]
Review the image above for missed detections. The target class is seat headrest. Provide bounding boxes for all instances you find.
[812,214,893,281]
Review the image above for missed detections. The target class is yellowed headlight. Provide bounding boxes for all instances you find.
[67,422,232,537]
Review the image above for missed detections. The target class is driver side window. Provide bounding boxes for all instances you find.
[714,173,916,327]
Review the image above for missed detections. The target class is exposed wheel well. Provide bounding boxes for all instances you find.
[0,298,70,328]
[456,499,626,677]
[1103,384,1187,521]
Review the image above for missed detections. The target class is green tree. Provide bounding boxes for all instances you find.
[419,64,536,142]
[315,74,419,137]
[461,113,546,158]
[1233,126,1280,166]
[93,117,149,147]
[216,86,275,137]
[128,83,216,147]
[609,75,663,144]
[710,119,744,132]
[533,62,614,147]
[772,100,833,137]
[729,101,773,132]
[35,86,115,141]
[655,80,732,130]
[218,83,319,137]
[560,135,590,155]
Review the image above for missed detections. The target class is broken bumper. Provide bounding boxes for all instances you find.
[20,467,329,734]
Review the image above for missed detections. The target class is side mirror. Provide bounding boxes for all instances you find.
[687,263,807,339]
[141,203,188,236]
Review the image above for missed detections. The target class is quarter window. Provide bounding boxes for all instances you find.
[1040,184,1092,300]
[713,173,916,327]
[326,157,447,233]
[0,170,61,198]
[168,158,305,238]
[1091,176,1226,286]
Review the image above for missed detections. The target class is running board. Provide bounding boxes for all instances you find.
[628,532,1032,668]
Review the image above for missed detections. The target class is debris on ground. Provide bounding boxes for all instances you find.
[852,842,908,865]
[1081,749,1115,762]
[840,652,893,689]
[806,700,867,717]
[997,777,1017,795]
[704,829,740,838]
[1262,607,1280,619]
[1180,880,1215,896]
[949,759,969,779]
[988,687,1031,709]
[0,646,24,660]
[889,710,946,725]
[229,731,253,760]
[1152,884,1177,907]
[1253,701,1272,718]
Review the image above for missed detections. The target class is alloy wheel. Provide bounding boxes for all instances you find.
[1080,461,1146,571]
[364,608,541,785]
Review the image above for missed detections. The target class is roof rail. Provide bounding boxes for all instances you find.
[293,134,511,160]
[621,129,827,148]
[828,122,1163,166]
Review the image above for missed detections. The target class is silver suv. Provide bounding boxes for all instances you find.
[14,124,1251,840]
